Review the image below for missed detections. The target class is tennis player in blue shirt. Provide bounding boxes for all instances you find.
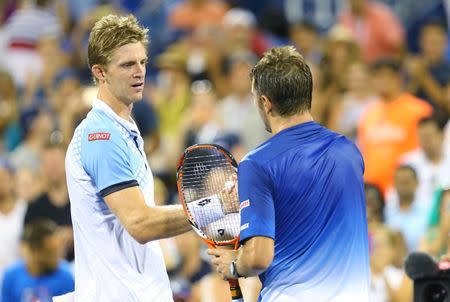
[208,46,370,301]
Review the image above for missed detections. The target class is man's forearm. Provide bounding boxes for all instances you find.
[235,245,268,277]
[129,205,192,243]
[420,72,446,107]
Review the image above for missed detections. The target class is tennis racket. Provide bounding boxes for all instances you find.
[176,144,243,302]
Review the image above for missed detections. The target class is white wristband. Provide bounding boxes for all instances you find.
[187,194,225,228]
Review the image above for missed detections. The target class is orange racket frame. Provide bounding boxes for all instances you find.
[176,144,243,301]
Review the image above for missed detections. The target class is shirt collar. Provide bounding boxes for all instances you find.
[92,98,140,134]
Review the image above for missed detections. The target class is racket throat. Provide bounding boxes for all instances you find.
[228,279,243,300]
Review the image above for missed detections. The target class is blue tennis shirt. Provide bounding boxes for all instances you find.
[238,121,370,302]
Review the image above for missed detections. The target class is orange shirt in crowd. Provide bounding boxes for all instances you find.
[357,93,432,193]
[339,2,405,63]
[169,0,229,31]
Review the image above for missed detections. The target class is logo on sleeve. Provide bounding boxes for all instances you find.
[240,199,250,210]
[88,132,111,141]
[240,223,249,231]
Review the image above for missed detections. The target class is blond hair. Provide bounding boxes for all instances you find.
[88,14,149,69]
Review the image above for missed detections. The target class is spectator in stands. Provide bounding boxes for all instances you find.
[289,20,322,65]
[21,34,71,111]
[9,107,54,172]
[319,25,360,123]
[421,188,450,258]
[282,0,343,33]
[149,45,191,174]
[1,219,73,302]
[406,19,450,125]
[0,159,26,288]
[24,142,73,262]
[1,0,62,88]
[221,8,268,58]
[357,58,433,193]
[365,183,385,232]
[14,167,42,204]
[0,70,21,153]
[169,0,228,33]
[209,8,268,96]
[182,81,222,148]
[328,60,377,140]
[131,97,160,156]
[385,165,429,252]
[369,226,412,302]
[216,51,268,152]
[50,68,81,118]
[398,116,450,208]
[338,0,405,63]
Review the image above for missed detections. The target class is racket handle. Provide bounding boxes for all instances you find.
[228,279,243,301]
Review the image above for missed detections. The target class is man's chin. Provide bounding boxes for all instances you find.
[130,93,144,102]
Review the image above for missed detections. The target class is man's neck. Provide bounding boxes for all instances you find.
[47,181,68,207]
[26,261,45,277]
[97,90,133,121]
[399,196,414,210]
[427,149,443,164]
[0,196,16,215]
[270,111,314,135]
[382,90,402,103]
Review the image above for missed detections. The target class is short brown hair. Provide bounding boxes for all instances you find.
[22,219,58,250]
[250,46,312,116]
[88,14,149,69]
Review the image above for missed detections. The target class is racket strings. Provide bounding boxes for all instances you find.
[180,148,240,243]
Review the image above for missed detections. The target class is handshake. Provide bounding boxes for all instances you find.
[186,177,240,229]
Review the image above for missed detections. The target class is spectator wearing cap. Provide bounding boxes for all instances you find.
[338,0,405,63]
[221,8,269,58]
[9,107,54,172]
[0,158,26,288]
[357,58,433,193]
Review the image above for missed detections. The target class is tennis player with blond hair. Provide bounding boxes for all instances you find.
[65,15,192,301]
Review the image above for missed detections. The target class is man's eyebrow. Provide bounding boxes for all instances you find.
[119,57,148,65]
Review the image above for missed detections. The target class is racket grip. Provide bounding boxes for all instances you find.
[228,279,243,301]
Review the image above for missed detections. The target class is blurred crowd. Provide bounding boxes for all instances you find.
[0,0,450,301]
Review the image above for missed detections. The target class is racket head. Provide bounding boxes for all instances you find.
[177,144,240,247]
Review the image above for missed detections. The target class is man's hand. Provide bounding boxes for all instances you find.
[219,174,239,214]
[405,56,427,79]
[208,248,238,280]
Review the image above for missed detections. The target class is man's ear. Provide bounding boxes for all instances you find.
[261,95,273,115]
[91,64,106,83]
